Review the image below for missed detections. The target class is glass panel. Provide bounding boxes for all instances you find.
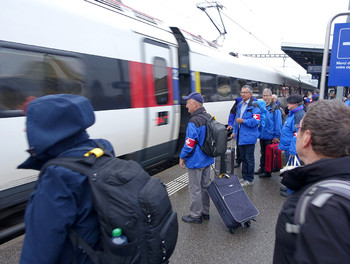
[217,76,231,101]
[0,48,84,117]
[153,57,168,105]
[200,73,216,102]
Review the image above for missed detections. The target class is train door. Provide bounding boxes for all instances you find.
[141,39,175,166]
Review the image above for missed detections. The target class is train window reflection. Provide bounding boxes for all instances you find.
[153,57,168,105]
[217,76,231,101]
[0,48,84,117]
[200,73,216,102]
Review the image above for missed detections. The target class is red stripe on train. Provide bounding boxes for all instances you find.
[129,61,173,108]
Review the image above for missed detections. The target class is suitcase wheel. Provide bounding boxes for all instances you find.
[244,221,251,228]
[229,228,235,234]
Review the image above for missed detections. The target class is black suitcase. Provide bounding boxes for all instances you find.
[208,174,259,234]
[215,147,235,175]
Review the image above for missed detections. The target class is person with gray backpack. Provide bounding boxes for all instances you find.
[273,100,350,264]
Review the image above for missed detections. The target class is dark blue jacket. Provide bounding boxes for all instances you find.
[233,99,260,145]
[19,95,114,264]
[180,107,214,169]
[259,101,282,140]
[279,105,305,155]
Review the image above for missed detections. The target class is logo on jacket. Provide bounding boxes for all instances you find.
[253,114,261,121]
[186,138,196,148]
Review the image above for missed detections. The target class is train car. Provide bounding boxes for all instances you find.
[0,0,315,215]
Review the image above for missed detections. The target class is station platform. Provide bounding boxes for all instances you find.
[0,142,286,264]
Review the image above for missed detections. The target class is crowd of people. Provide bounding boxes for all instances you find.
[18,88,350,263]
[179,88,350,263]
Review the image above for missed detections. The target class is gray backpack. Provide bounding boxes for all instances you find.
[286,179,350,234]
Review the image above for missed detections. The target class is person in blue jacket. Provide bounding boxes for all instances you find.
[227,95,257,168]
[279,94,305,162]
[278,94,305,196]
[19,94,114,264]
[255,88,282,178]
[179,92,214,224]
[232,85,261,186]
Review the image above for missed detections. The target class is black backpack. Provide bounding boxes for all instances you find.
[197,113,228,157]
[285,179,350,234]
[39,144,178,264]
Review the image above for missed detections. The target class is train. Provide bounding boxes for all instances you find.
[0,0,316,214]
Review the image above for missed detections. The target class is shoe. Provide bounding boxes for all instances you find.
[201,213,210,220]
[280,191,289,197]
[259,172,271,178]
[254,168,263,175]
[182,215,202,224]
[241,180,254,187]
[280,185,287,192]
[239,178,245,183]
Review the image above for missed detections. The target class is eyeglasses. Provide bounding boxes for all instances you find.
[240,92,250,94]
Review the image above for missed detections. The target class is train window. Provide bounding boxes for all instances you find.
[89,57,131,110]
[217,76,231,101]
[230,78,239,98]
[153,57,168,105]
[0,48,84,117]
[237,79,247,92]
[200,73,216,102]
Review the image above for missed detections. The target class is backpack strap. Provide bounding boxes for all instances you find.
[286,179,350,234]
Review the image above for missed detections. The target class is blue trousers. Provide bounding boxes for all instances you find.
[238,144,255,182]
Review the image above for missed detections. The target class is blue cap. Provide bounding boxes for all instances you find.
[182,92,204,104]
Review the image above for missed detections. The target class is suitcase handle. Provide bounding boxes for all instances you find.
[219,173,230,179]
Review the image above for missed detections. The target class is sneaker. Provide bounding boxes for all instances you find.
[241,180,254,187]
[182,215,202,224]
[201,213,210,220]
[254,168,263,175]
[280,191,289,197]
[239,178,245,183]
[259,172,272,178]
[280,185,287,192]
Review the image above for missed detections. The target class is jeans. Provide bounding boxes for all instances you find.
[238,144,255,182]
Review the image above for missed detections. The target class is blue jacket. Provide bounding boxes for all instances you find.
[227,97,257,126]
[345,100,350,106]
[19,95,114,264]
[180,107,214,169]
[279,105,305,155]
[259,101,282,140]
[233,99,261,145]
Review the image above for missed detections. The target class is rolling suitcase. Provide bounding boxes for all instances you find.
[214,147,235,175]
[208,174,259,234]
[265,143,281,173]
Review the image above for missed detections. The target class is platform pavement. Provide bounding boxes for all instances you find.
[0,142,287,264]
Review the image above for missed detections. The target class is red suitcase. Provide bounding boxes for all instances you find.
[265,143,281,173]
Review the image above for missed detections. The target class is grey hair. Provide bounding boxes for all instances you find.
[263,88,272,95]
[242,85,253,93]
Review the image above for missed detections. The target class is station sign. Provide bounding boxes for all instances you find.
[328,22,350,86]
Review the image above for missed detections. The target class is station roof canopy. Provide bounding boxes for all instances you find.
[281,42,331,73]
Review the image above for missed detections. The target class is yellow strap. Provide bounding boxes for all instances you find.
[219,173,230,179]
[84,148,104,158]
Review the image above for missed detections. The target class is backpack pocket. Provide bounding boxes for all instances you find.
[102,238,141,264]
